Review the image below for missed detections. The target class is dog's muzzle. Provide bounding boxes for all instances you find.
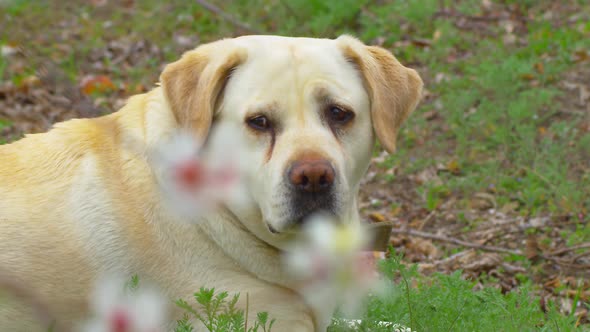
[285,157,337,224]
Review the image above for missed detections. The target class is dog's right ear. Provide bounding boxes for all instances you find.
[160,41,247,140]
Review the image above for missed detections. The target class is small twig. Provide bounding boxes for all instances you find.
[500,262,526,274]
[391,228,523,256]
[195,0,263,34]
[432,249,474,266]
[551,261,590,269]
[453,217,522,236]
[571,250,590,264]
[417,210,436,230]
[548,243,590,256]
[479,227,524,245]
[391,228,590,268]
[433,10,510,22]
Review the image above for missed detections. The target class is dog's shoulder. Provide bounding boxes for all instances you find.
[0,116,108,174]
[0,89,165,165]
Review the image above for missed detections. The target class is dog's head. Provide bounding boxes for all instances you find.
[160,35,422,247]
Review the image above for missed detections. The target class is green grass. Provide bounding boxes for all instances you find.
[376,3,590,217]
[175,288,275,332]
[0,54,7,81]
[164,251,581,331]
[328,251,580,332]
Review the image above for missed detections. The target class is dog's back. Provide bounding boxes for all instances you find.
[0,119,113,330]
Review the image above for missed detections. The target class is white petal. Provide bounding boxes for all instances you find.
[156,131,202,165]
[90,275,126,319]
[283,246,315,279]
[204,123,249,173]
[131,287,168,331]
[304,215,336,251]
[300,281,339,317]
[81,320,109,332]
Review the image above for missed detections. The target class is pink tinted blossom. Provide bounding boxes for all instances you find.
[283,216,383,319]
[83,276,167,332]
[149,124,246,220]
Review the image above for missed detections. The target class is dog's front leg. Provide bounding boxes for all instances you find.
[242,286,316,332]
[170,280,316,332]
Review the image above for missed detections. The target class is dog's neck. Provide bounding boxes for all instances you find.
[197,207,294,288]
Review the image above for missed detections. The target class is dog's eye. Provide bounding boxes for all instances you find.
[247,115,271,131]
[326,106,354,124]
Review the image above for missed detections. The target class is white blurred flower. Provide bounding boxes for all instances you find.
[284,216,382,318]
[332,319,414,332]
[83,276,167,332]
[149,124,247,220]
[1,44,18,58]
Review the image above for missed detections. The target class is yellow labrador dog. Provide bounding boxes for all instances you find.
[0,35,422,331]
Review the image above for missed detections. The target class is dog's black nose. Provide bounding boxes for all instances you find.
[288,158,335,193]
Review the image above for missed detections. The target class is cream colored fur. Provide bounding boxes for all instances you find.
[0,35,422,331]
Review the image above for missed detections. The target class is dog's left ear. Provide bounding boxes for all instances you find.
[337,35,423,153]
[160,40,247,140]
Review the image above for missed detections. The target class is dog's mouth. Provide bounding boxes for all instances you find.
[265,187,340,235]
[266,209,338,235]
[267,223,280,234]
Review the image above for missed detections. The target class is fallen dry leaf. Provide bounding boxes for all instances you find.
[573,49,589,62]
[462,253,502,273]
[418,262,436,274]
[432,29,442,42]
[80,75,116,95]
[390,205,402,217]
[579,86,589,105]
[538,126,547,136]
[369,212,386,223]
[422,110,437,120]
[525,234,541,260]
[566,289,590,301]
[544,277,561,290]
[406,238,441,259]
[500,202,519,214]
[413,167,442,186]
[470,192,496,210]
[446,159,461,175]
[16,75,41,93]
[410,39,432,48]
[534,62,544,74]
